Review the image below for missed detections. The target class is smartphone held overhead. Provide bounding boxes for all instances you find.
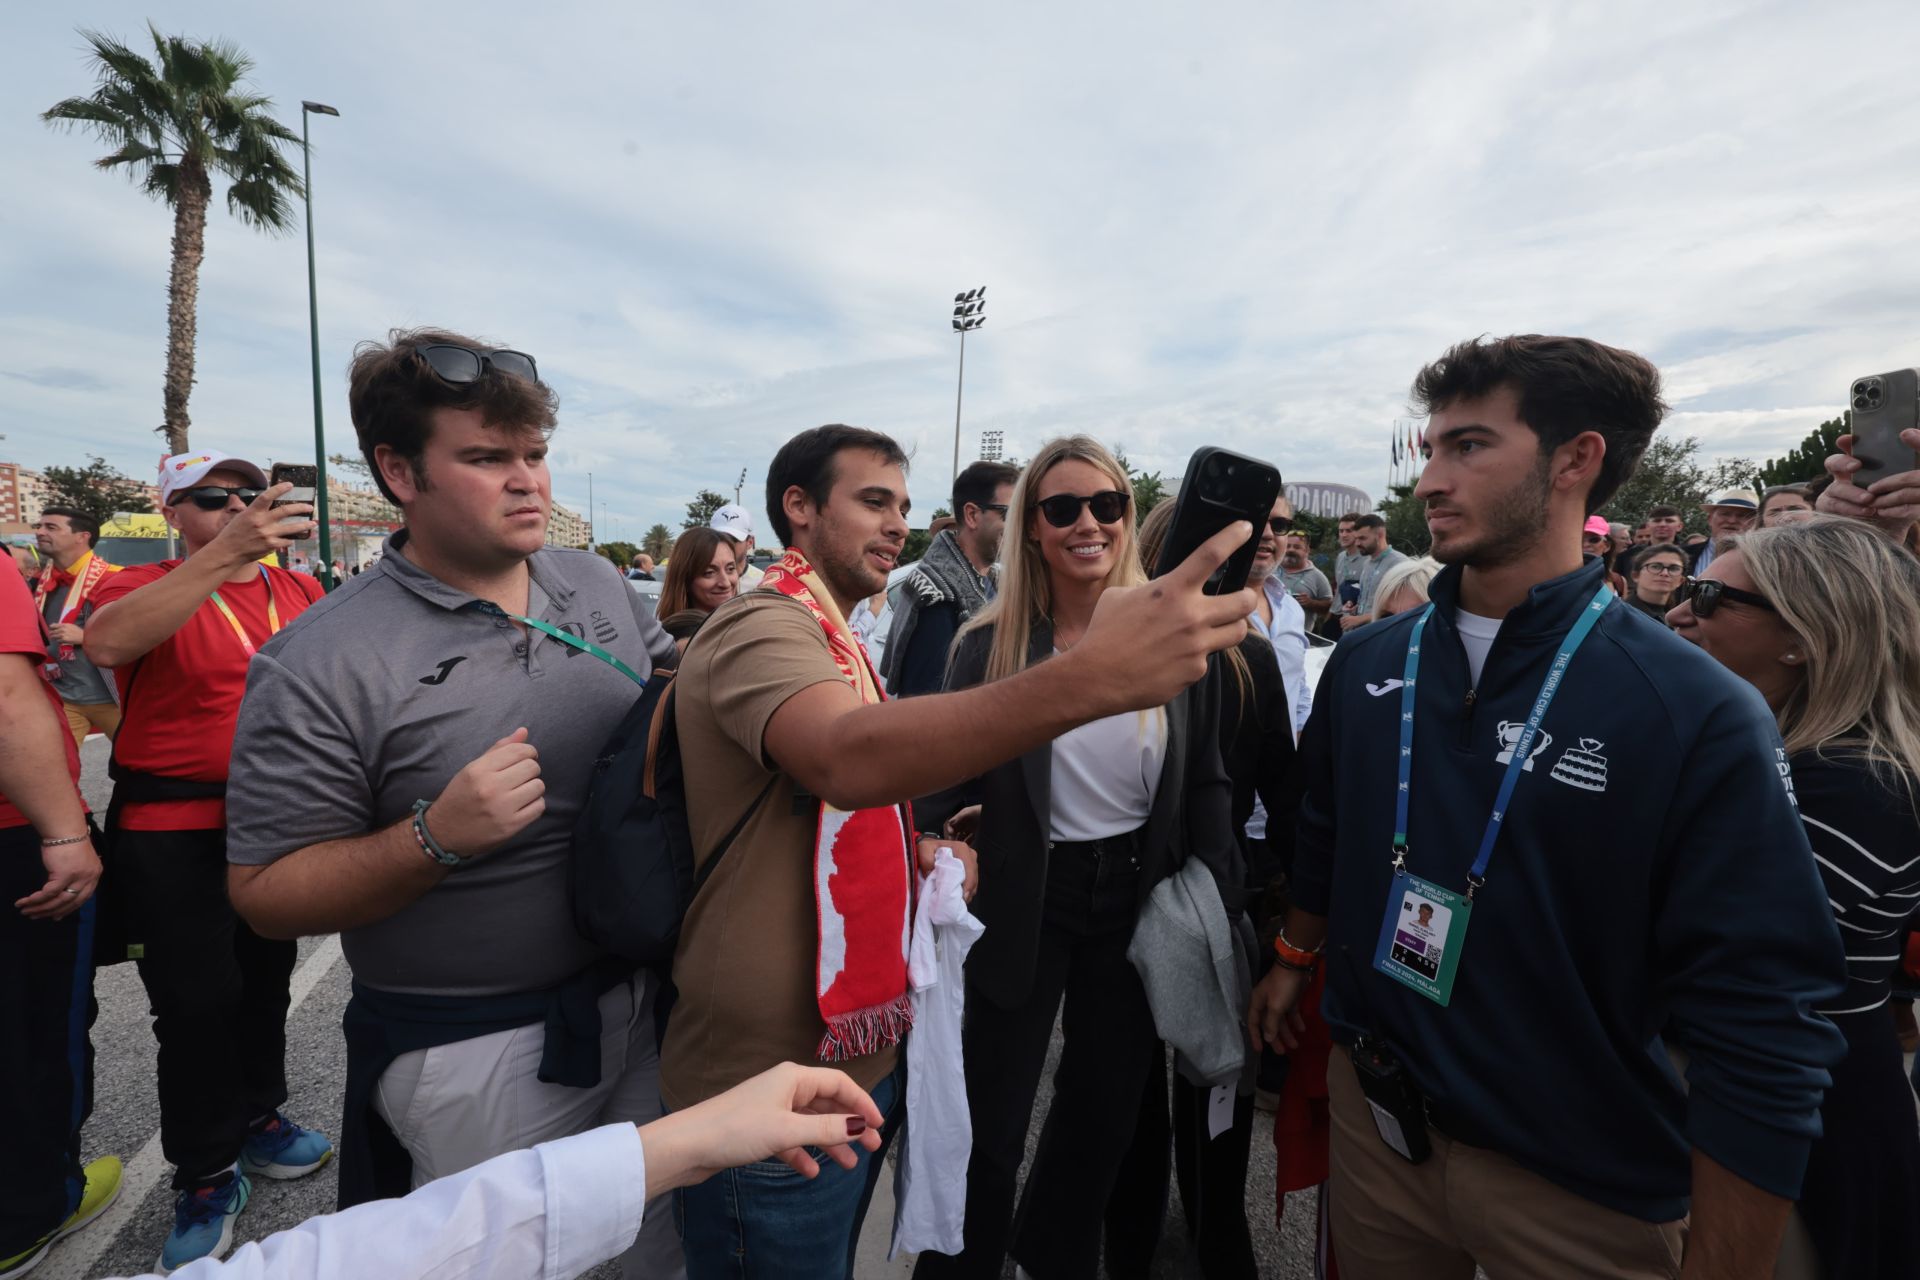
[1152,446,1283,595]
[1847,368,1920,488]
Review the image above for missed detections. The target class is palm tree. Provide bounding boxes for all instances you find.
[43,25,304,454]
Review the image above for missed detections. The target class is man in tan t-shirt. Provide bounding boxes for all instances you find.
[664,423,1260,1280]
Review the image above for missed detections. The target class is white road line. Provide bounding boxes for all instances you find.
[40,935,344,1280]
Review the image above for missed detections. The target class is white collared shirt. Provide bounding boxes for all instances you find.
[117,1123,646,1280]
[1251,573,1312,740]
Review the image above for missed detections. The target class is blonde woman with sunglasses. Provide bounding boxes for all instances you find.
[912,437,1242,1280]
[1669,514,1920,1280]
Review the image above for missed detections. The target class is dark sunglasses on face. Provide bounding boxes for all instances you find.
[980,503,1009,517]
[1675,577,1776,617]
[414,343,540,387]
[1034,490,1130,528]
[1266,516,1294,534]
[169,485,262,511]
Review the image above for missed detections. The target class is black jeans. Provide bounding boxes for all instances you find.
[1106,1051,1259,1280]
[111,826,296,1189]
[914,836,1160,1280]
[0,823,97,1257]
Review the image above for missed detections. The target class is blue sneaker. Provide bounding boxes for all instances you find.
[157,1172,249,1274]
[240,1113,333,1180]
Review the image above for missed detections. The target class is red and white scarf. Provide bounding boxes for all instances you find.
[34,550,115,663]
[761,549,915,1062]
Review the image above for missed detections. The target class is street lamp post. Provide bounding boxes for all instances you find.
[301,100,340,588]
[950,287,985,500]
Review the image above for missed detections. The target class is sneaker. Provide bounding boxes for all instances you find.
[0,1155,124,1278]
[239,1113,333,1180]
[0,1236,50,1280]
[157,1172,249,1274]
[58,1155,123,1240]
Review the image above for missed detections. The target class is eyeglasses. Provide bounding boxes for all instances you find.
[1674,577,1776,617]
[980,504,1009,517]
[414,343,540,387]
[1033,490,1130,528]
[1266,516,1294,534]
[168,486,262,511]
[1639,562,1685,576]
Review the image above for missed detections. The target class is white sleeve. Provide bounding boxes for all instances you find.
[125,1123,646,1280]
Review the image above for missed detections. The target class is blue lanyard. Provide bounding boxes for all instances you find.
[1392,583,1614,896]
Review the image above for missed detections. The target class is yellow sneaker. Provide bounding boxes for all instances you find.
[57,1156,123,1240]
[0,1157,121,1277]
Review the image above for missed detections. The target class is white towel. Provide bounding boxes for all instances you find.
[890,849,985,1259]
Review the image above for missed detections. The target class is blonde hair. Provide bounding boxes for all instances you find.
[1136,499,1253,712]
[964,435,1146,684]
[1374,556,1442,618]
[1725,516,1920,807]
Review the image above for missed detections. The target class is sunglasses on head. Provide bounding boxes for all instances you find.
[1674,577,1776,617]
[414,343,540,387]
[169,485,262,511]
[1033,490,1130,528]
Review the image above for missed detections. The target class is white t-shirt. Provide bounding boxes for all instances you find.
[1454,609,1503,686]
[1048,703,1167,842]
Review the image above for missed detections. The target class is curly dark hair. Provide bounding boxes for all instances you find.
[1410,335,1667,514]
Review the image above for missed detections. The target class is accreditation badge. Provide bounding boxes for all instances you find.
[1372,872,1470,1006]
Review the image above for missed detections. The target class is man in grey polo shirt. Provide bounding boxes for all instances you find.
[1339,512,1409,632]
[223,328,681,1277]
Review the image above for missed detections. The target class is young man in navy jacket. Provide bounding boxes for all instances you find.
[1249,335,1845,1279]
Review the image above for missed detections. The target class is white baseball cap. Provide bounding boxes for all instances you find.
[709,503,754,542]
[158,450,270,504]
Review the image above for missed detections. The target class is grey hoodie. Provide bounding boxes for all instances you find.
[1128,856,1255,1088]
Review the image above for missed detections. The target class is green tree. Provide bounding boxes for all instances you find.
[641,523,673,561]
[594,540,639,569]
[328,451,371,482]
[1113,447,1169,517]
[1594,435,1764,537]
[1375,483,1431,556]
[41,455,155,525]
[683,488,728,530]
[44,26,305,454]
[1757,413,1847,488]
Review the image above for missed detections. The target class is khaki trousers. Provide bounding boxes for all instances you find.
[375,974,684,1280]
[62,700,120,751]
[1326,1046,1687,1279]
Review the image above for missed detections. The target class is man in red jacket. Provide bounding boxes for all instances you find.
[84,450,332,1273]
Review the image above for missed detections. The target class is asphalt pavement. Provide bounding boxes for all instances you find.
[49,736,1322,1279]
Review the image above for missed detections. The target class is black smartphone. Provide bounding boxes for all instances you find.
[1847,369,1920,488]
[1151,446,1282,594]
[269,462,317,508]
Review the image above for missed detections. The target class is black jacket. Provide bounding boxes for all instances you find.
[1294,557,1845,1219]
[1221,633,1298,894]
[917,617,1241,1010]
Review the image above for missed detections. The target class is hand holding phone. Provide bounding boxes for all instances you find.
[1151,447,1284,594]
[1819,371,1920,539]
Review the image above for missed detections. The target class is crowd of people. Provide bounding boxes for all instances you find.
[3,326,1918,1280]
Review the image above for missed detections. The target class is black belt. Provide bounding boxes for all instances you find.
[1048,827,1144,866]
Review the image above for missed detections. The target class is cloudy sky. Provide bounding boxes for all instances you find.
[3,1,1916,537]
